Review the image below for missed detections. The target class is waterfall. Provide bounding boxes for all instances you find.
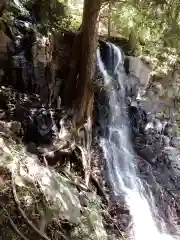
[96,42,177,240]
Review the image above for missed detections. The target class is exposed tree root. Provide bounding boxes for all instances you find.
[76,134,109,205]
[76,144,90,186]
[90,173,109,206]
[76,117,92,187]
[59,169,92,192]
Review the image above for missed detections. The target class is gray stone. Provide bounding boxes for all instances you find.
[70,192,108,240]
[162,135,170,147]
[0,139,81,224]
[170,137,180,150]
[128,56,152,88]
[139,145,156,164]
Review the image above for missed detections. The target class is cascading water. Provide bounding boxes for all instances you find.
[96,42,177,240]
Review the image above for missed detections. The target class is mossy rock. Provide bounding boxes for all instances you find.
[70,193,108,240]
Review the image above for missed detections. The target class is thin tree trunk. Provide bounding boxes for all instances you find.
[75,0,101,124]
[61,30,82,107]
[72,0,102,187]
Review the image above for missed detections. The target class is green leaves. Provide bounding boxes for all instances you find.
[99,0,180,72]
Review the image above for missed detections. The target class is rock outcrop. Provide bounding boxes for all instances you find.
[126,58,180,233]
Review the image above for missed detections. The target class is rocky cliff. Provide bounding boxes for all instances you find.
[0,1,180,240]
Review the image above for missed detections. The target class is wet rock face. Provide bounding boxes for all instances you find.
[96,41,180,235]
[10,25,53,101]
[94,90,110,139]
[128,104,147,135]
[127,56,152,89]
[0,86,59,146]
[137,148,180,232]
[24,108,58,145]
[99,40,124,77]
[0,6,71,106]
[128,95,180,231]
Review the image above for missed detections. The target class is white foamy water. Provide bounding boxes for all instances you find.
[97,43,176,240]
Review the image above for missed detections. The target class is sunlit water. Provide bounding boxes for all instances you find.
[97,43,177,240]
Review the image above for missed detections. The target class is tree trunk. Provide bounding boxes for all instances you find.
[0,0,6,17]
[70,0,102,187]
[61,30,82,107]
[75,0,101,125]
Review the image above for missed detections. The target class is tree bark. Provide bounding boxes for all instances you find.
[69,0,102,187]
[0,0,6,17]
[75,0,101,125]
[61,30,82,107]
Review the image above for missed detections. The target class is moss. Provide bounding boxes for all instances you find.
[70,193,108,240]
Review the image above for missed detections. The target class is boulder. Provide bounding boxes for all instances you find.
[162,135,170,147]
[40,172,81,224]
[170,137,180,150]
[164,123,178,138]
[71,192,108,240]
[147,82,164,100]
[128,103,147,135]
[138,145,156,164]
[0,136,81,224]
[127,56,152,88]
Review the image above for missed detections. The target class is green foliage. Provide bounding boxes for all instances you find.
[99,0,180,73]
[3,0,180,73]
[22,0,68,31]
[4,0,80,33]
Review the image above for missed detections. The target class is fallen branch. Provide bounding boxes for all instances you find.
[2,207,29,240]
[11,172,51,240]
[35,182,69,240]
[59,169,92,192]
[11,166,69,240]
[75,144,109,205]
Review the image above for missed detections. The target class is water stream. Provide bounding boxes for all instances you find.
[97,42,177,240]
